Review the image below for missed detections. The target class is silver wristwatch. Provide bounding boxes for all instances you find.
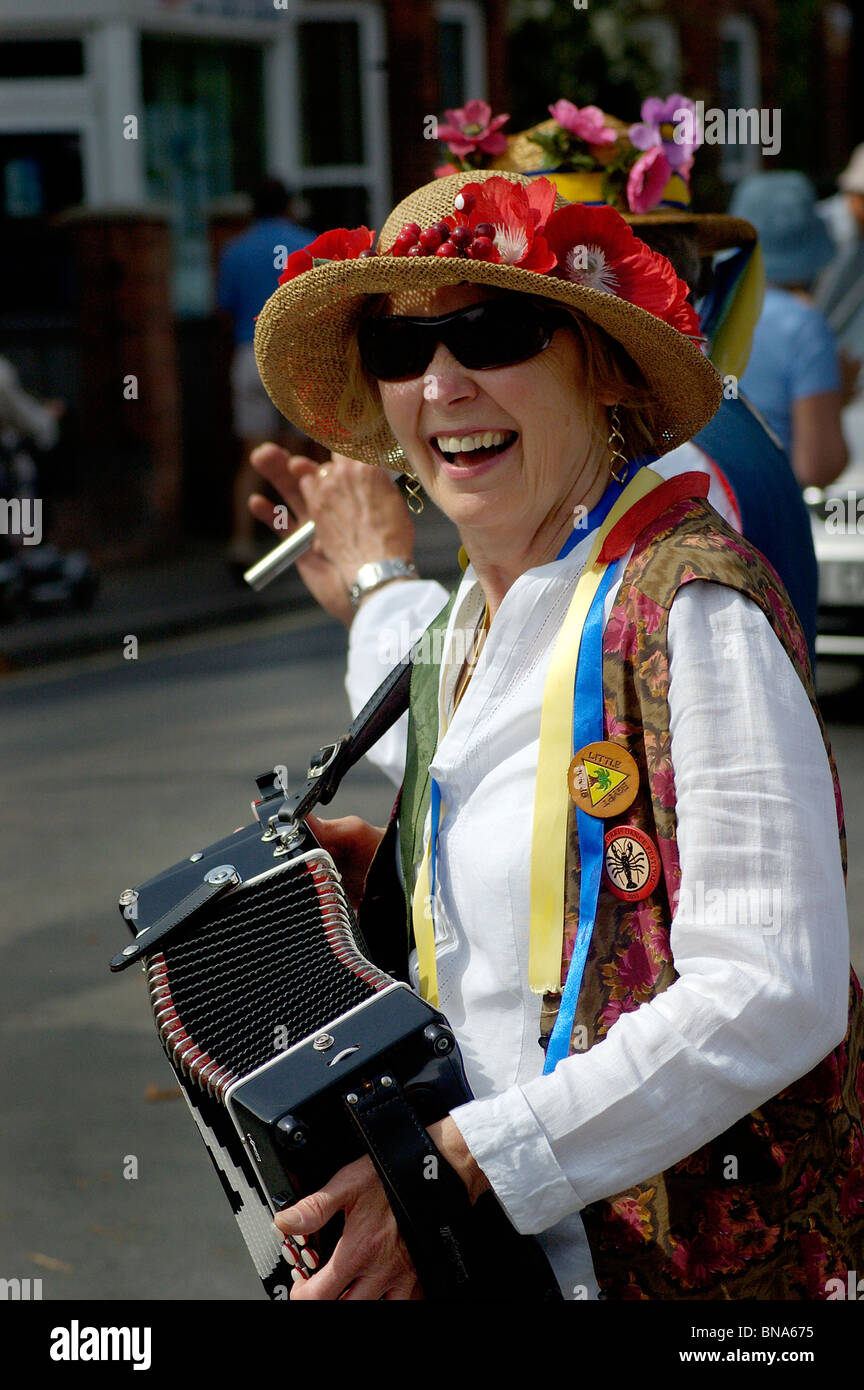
[349,559,418,611]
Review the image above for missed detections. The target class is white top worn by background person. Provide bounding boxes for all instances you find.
[344,469,848,1302]
[0,356,60,452]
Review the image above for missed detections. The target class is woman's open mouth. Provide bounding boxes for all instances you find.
[431,429,518,473]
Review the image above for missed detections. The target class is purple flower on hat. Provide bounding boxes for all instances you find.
[436,100,510,158]
[548,100,617,146]
[629,94,702,172]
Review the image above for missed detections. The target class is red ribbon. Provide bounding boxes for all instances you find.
[598,471,711,563]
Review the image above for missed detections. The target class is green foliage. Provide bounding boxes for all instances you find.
[507,0,661,132]
[774,0,821,178]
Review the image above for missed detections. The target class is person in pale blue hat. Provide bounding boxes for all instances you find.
[729,172,847,486]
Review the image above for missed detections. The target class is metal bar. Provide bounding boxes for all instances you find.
[243,521,316,591]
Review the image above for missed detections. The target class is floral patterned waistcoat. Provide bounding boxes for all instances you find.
[397,493,864,1299]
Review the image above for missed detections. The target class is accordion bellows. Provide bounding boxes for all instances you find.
[149,853,391,1100]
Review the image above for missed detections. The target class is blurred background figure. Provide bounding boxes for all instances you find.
[816,145,864,386]
[217,177,315,570]
[729,172,850,489]
[0,354,96,617]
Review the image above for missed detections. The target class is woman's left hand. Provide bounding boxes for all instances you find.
[275,1154,423,1301]
[274,1117,490,1300]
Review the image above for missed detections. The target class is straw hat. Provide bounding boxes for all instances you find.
[254,169,722,470]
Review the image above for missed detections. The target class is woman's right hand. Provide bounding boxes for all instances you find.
[305,813,386,910]
[248,444,416,627]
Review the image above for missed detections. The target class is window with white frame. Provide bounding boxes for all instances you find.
[265,2,390,240]
[436,0,487,111]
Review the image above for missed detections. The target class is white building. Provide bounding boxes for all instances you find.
[0,0,488,314]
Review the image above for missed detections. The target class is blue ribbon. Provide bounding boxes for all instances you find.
[542,559,620,1074]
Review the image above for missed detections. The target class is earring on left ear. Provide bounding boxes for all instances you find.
[403,469,425,515]
[607,406,628,484]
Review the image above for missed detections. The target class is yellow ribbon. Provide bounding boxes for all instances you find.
[709,241,765,381]
[528,466,665,993]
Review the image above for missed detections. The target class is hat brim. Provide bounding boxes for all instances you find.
[626,209,758,255]
[255,254,722,470]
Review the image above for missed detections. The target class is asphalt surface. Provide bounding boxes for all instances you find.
[1,612,863,1308]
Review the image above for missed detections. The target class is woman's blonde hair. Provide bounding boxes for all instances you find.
[559,306,659,460]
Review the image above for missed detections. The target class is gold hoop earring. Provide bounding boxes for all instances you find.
[607,406,628,484]
[403,470,425,515]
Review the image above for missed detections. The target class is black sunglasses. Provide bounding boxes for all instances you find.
[357,299,574,382]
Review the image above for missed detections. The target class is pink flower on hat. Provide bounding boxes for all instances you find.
[436,100,510,158]
[626,147,672,214]
[548,100,617,146]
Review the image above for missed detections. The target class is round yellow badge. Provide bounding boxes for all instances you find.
[568,740,640,819]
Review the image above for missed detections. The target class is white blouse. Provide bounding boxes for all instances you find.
[343,484,848,1301]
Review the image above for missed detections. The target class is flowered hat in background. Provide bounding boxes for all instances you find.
[254,169,722,471]
[436,94,757,253]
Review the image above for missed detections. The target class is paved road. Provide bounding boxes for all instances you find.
[1,617,862,1301]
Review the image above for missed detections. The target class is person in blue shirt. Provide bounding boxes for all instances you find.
[218,178,315,566]
[730,173,848,489]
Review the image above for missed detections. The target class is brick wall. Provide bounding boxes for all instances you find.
[62,211,182,557]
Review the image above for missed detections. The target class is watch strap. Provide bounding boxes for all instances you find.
[350,559,417,609]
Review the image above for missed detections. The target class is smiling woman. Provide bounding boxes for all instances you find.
[250,170,864,1302]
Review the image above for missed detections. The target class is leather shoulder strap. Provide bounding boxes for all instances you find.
[400,591,457,922]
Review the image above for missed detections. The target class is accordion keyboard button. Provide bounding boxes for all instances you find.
[280,1241,299,1269]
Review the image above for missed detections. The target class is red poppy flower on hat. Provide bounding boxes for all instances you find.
[278,226,375,285]
[544,203,700,336]
[457,175,557,272]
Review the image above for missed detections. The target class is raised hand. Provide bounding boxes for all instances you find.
[249,444,416,626]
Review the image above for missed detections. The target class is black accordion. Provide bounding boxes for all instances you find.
[111,659,561,1302]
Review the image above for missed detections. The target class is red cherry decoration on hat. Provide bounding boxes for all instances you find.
[474,222,495,240]
[419,227,444,251]
[450,226,473,249]
[454,191,475,215]
[470,237,496,261]
[435,241,459,257]
[401,223,421,238]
